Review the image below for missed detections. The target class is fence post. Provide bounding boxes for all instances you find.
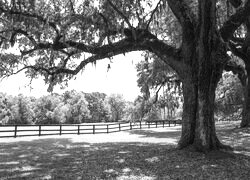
[119,123,121,131]
[60,125,62,135]
[14,125,17,138]
[39,125,41,136]
[169,120,170,127]
[148,122,150,129]
[93,125,95,134]
[156,121,158,128]
[163,121,165,128]
[107,125,109,133]
[78,125,80,135]
[140,121,141,129]
[130,122,132,130]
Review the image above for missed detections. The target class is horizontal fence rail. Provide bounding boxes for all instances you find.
[0,120,181,138]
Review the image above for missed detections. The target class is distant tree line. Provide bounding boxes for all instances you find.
[0,91,125,125]
[0,90,171,125]
[0,89,184,125]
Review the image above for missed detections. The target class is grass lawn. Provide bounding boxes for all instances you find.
[0,122,250,180]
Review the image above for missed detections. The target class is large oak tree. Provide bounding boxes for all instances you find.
[1,0,250,152]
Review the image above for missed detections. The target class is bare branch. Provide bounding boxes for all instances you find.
[146,0,162,29]
[106,0,133,28]
[99,12,113,44]
[11,28,37,46]
[153,83,163,103]
[11,65,52,76]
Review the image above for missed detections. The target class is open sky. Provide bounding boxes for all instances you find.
[0,52,143,101]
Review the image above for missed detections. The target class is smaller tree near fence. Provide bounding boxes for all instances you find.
[33,95,62,124]
[84,92,109,122]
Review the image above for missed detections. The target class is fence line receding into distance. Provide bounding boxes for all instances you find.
[0,120,181,138]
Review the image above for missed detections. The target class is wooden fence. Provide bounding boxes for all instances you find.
[0,120,181,138]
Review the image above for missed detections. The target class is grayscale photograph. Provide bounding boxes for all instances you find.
[0,0,250,179]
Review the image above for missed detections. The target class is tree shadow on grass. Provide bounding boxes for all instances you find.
[0,133,250,179]
[217,125,250,156]
[128,127,181,146]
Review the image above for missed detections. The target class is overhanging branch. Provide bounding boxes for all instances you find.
[19,38,182,81]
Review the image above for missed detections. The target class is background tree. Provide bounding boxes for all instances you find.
[136,55,182,120]
[1,0,250,152]
[122,101,135,122]
[0,93,13,125]
[62,91,90,123]
[106,94,126,122]
[133,96,148,121]
[8,94,34,124]
[33,95,61,124]
[84,92,109,122]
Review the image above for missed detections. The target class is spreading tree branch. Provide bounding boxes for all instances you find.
[11,65,53,76]
[18,37,182,81]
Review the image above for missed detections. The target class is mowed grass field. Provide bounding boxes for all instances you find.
[0,122,250,180]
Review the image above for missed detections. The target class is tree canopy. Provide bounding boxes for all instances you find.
[0,0,250,84]
[1,0,250,152]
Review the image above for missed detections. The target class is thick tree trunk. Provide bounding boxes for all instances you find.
[241,18,250,127]
[177,0,229,152]
[178,78,197,149]
[241,62,250,127]
[194,64,223,151]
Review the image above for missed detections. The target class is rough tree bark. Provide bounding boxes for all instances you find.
[240,18,250,127]
[157,0,250,152]
[178,78,197,148]
[178,0,227,152]
[241,60,250,127]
